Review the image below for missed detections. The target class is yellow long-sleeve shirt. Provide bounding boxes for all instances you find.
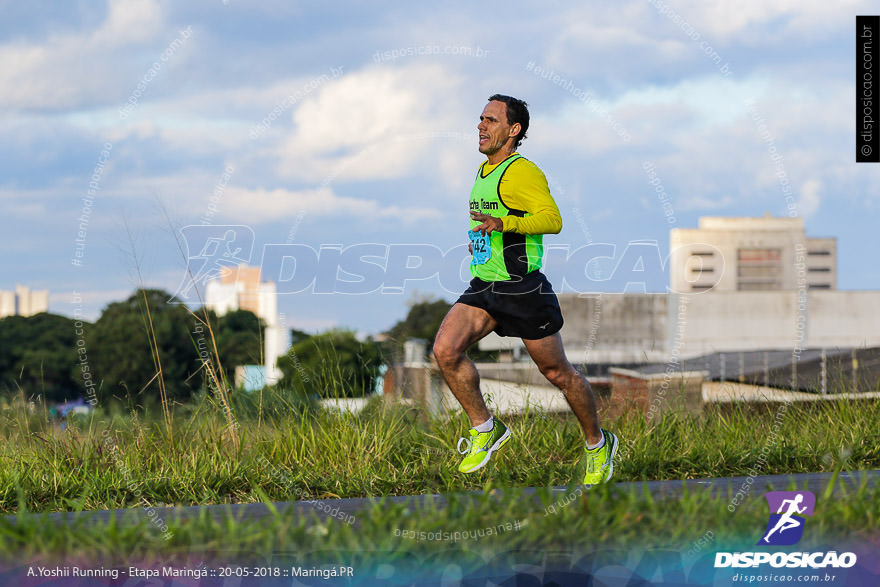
[478,154,563,235]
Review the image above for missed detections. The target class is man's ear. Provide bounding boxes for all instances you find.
[509,122,521,139]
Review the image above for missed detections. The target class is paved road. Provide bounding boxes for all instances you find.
[23,469,879,528]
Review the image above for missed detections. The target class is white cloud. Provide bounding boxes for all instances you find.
[663,0,868,41]
[216,185,443,226]
[537,0,873,88]
[0,0,165,110]
[278,64,468,182]
[618,76,767,126]
[678,194,735,211]
[92,0,163,46]
[0,190,48,218]
[4,0,880,335]
[525,67,855,222]
[798,179,821,218]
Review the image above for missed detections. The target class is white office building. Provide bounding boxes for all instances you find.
[205,265,286,386]
[669,215,836,293]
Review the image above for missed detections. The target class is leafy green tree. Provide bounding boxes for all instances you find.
[277,329,382,398]
[192,308,265,388]
[0,313,85,402]
[289,328,311,346]
[385,297,452,352]
[384,295,496,361]
[88,289,198,403]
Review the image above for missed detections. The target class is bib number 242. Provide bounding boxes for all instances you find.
[468,229,491,265]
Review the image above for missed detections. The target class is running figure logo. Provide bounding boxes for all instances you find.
[171,225,255,303]
[758,491,815,546]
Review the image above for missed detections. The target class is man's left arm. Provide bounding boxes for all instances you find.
[498,160,562,235]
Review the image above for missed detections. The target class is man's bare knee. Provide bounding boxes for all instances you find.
[431,340,448,364]
[433,339,461,367]
[541,364,580,390]
[540,365,564,388]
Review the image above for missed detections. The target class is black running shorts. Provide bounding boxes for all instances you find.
[455,271,564,340]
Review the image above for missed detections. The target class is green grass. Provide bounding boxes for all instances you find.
[1,390,878,561]
[0,392,878,513]
[1,478,877,564]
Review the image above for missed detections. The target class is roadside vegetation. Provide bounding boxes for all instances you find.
[1,288,877,562]
[1,391,877,513]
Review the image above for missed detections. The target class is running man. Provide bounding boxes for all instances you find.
[762,493,807,543]
[432,94,618,485]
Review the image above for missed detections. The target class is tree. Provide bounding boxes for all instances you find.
[384,295,497,362]
[289,328,311,346]
[88,289,199,404]
[193,308,265,388]
[0,313,86,402]
[277,329,382,398]
[385,297,452,354]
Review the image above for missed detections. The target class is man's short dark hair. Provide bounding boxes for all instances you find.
[488,94,529,149]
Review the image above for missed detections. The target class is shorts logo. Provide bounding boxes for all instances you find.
[759,491,815,546]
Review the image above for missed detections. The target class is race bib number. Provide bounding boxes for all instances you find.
[468,229,491,265]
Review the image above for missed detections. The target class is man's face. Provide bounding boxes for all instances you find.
[477,100,519,158]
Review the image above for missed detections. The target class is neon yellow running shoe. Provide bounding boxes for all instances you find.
[582,429,618,486]
[456,419,511,473]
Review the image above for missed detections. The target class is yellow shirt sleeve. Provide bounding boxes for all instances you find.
[497,157,563,235]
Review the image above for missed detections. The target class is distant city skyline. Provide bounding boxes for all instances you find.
[0,285,49,319]
[2,1,878,335]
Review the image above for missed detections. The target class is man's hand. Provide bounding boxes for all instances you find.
[470,211,503,236]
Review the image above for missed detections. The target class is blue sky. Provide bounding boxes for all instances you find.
[2,0,878,335]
